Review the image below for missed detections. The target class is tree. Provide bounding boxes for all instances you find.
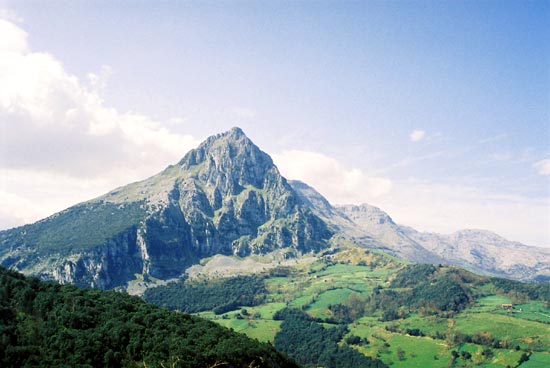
[396,347,406,361]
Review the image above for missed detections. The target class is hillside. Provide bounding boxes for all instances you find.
[0,266,298,368]
[143,247,550,368]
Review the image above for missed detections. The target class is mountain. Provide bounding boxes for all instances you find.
[402,227,550,282]
[0,266,298,368]
[0,127,331,289]
[1,127,548,285]
[335,203,550,281]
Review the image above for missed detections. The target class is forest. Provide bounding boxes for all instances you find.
[273,308,387,368]
[0,267,297,368]
[143,274,268,314]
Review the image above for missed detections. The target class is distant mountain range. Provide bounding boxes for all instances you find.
[1,127,548,287]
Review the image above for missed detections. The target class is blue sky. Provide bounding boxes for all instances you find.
[0,1,549,247]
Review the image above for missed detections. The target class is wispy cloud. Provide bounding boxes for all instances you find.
[534,159,550,176]
[387,151,446,170]
[272,150,392,204]
[478,133,508,144]
[409,129,426,142]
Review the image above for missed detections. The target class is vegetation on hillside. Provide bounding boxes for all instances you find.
[143,275,268,314]
[167,253,550,368]
[0,201,146,257]
[0,266,298,368]
[273,308,387,368]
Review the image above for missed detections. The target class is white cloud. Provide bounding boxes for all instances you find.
[409,129,426,142]
[478,133,508,144]
[0,19,200,229]
[0,18,199,177]
[0,18,27,54]
[272,150,392,204]
[0,168,115,229]
[534,159,550,176]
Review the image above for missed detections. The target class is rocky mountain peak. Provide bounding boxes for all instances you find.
[0,127,333,289]
[338,203,395,226]
[178,127,275,194]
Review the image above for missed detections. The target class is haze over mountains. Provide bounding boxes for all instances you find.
[0,128,548,288]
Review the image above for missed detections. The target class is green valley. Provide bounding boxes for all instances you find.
[144,244,550,368]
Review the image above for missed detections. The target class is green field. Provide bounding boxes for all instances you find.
[519,352,550,367]
[454,313,550,347]
[183,254,550,368]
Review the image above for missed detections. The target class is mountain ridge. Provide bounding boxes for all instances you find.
[335,202,550,281]
[1,127,548,286]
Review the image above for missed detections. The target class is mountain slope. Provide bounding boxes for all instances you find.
[0,128,332,288]
[402,228,550,281]
[289,180,549,281]
[0,266,298,368]
[336,203,550,281]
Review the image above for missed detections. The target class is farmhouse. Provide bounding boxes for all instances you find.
[501,303,514,310]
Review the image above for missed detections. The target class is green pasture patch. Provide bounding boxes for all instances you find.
[214,318,250,333]
[519,352,550,367]
[397,314,449,337]
[288,295,312,308]
[317,263,369,276]
[249,302,287,319]
[457,344,522,367]
[508,301,550,323]
[308,288,355,310]
[385,333,450,368]
[238,320,283,342]
[454,313,550,346]
[469,295,513,313]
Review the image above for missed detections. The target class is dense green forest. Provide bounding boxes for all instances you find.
[490,277,550,302]
[143,275,267,314]
[0,267,298,368]
[273,308,387,368]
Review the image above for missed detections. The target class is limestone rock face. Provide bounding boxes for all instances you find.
[0,128,332,288]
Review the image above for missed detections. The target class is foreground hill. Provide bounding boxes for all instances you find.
[0,266,298,368]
